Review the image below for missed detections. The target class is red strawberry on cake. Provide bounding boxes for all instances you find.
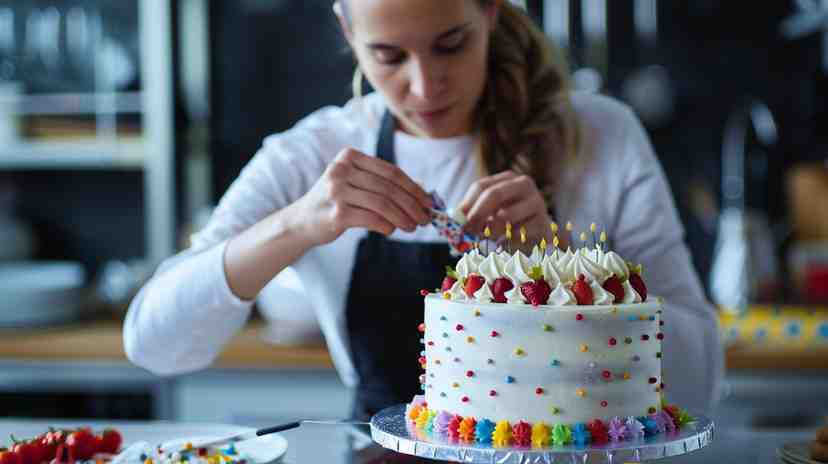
[491,277,514,303]
[464,274,486,298]
[628,264,648,301]
[442,266,458,291]
[602,275,625,303]
[572,274,594,305]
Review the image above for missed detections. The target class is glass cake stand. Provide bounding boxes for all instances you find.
[370,405,713,463]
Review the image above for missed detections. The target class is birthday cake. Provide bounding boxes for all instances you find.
[408,225,692,446]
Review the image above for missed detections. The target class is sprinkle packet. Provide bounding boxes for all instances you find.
[428,191,477,256]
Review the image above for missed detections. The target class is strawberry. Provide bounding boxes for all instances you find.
[442,266,459,291]
[464,274,486,298]
[602,275,625,303]
[572,274,594,305]
[519,279,551,306]
[490,277,514,303]
[629,266,648,301]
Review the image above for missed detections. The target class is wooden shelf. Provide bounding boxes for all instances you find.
[0,138,145,169]
[0,92,143,116]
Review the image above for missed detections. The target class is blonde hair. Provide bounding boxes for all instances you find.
[341,0,581,203]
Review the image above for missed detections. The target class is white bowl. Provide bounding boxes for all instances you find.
[0,261,87,327]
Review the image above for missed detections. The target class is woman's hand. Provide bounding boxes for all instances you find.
[293,148,433,247]
[458,171,552,247]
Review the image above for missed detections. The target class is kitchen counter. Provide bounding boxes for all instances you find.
[0,316,333,368]
[0,314,826,371]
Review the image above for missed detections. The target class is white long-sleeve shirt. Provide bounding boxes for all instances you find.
[124,91,724,415]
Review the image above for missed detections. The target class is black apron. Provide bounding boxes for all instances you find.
[346,111,453,421]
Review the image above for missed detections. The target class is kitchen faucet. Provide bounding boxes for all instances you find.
[709,99,778,313]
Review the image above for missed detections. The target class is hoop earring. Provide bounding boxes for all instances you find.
[352,67,364,98]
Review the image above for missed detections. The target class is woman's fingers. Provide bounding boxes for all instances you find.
[458,170,518,216]
[347,150,433,209]
[464,174,534,233]
[347,166,431,225]
[340,184,419,232]
[340,204,396,236]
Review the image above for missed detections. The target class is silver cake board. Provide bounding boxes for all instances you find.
[370,405,713,463]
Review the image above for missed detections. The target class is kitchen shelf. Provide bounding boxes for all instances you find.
[0,91,144,116]
[0,139,144,169]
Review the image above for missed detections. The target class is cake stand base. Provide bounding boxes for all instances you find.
[370,405,713,463]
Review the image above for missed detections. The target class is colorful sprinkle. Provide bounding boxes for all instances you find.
[435,359,441,365]
[601,400,608,407]
[418,356,426,365]
[656,352,662,358]
[420,289,429,296]
[461,396,470,403]
[648,406,657,414]
[632,355,640,362]
[576,388,586,397]
[454,357,461,362]
[536,387,544,395]
[641,334,650,341]
[625,337,633,344]
[649,315,656,321]
[473,309,481,317]
[660,320,664,326]
[418,323,426,332]
[489,390,497,397]
[543,324,553,332]
[602,370,611,379]
[514,347,526,356]
[505,376,515,384]
[491,330,499,337]
[623,372,631,380]
[466,370,475,377]
[648,377,657,384]
[609,337,617,346]
[550,406,560,414]
[446,346,452,351]
[580,344,589,352]
[452,382,460,388]
[442,292,451,299]
[550,359,560,366]
[456,324,464,331]
[467,336,475,343]
[427,341,434,346]
[440,315,448,321]
[656,332,664,340]
[443,332,449,338]
[487,358,495,364]
[441,392,447,397]
[576,313,584,321]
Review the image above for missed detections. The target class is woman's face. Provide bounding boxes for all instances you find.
[339,0,498,138]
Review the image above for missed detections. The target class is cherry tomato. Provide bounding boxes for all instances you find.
[0,450,22,464]
[97,430,121,455]
[65,429,96,461]
[10,441,37,464]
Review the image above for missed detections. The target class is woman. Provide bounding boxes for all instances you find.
[124,0,723,421]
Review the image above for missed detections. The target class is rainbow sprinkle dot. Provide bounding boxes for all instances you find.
[543,324,553,332]
[474,309,481,317]
[466,336,475,343]
[514,347,526,356]
[579,344,589,352]
[576,388,586,397]
[505,376,515,384]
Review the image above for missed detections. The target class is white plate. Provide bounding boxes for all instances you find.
[158,435,288,464]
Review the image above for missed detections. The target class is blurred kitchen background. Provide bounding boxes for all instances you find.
[0,0,827,461]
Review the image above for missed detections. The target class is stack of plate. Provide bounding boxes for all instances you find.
[778,442,825,464]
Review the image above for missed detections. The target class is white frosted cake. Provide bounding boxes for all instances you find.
[407,240,692,446]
